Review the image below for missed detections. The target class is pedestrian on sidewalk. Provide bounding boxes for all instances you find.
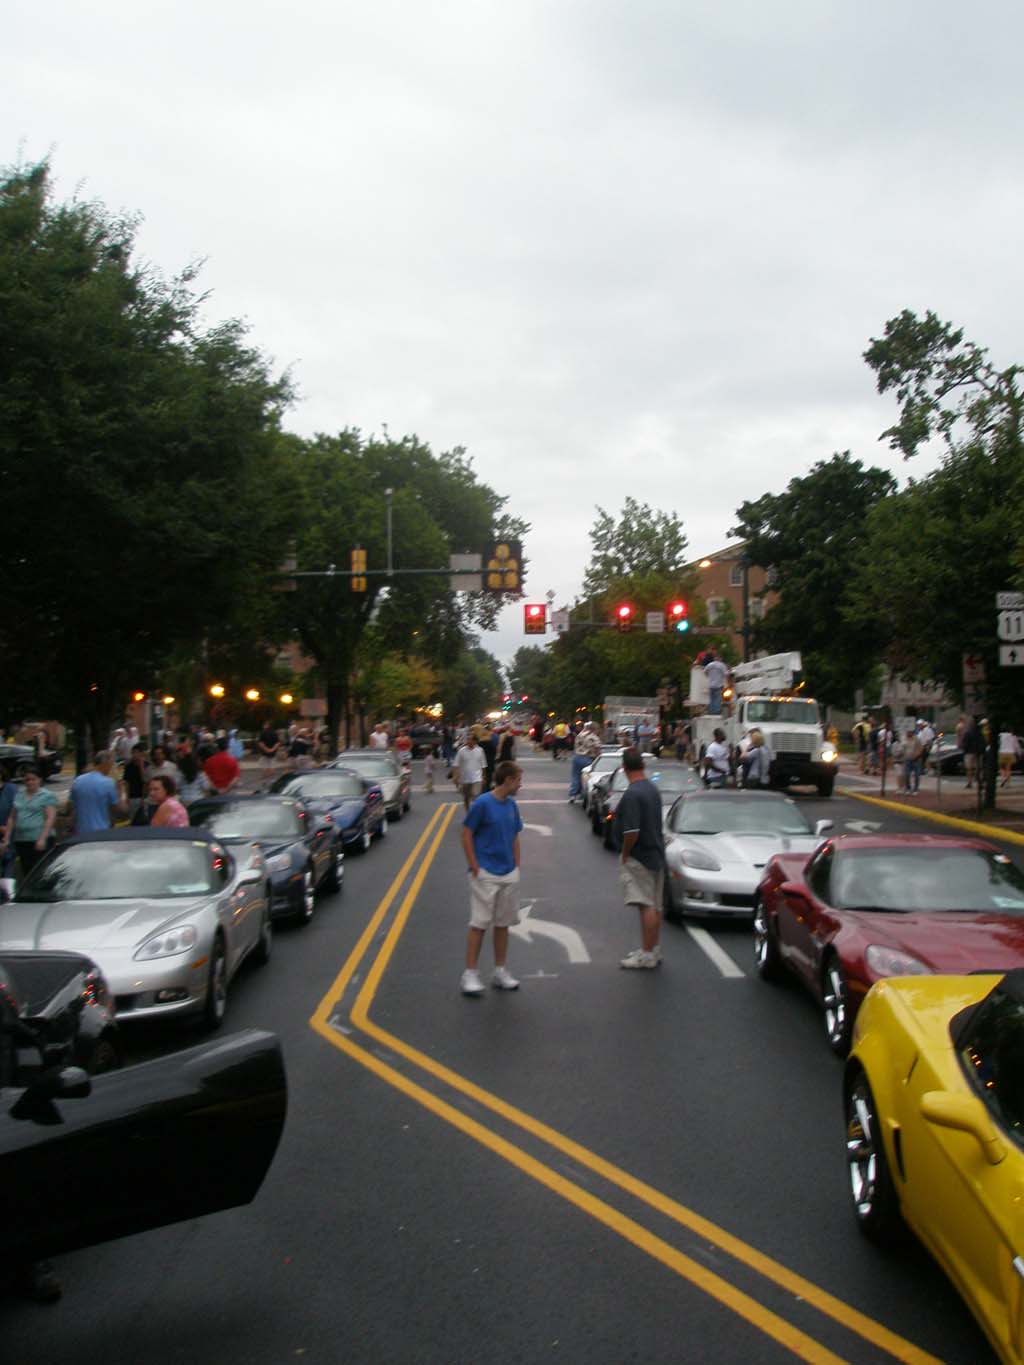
[999,729,1022,786]
[204,735,241,795]
[613,747,666,970]
[71,750,126,833]
[148,775,189,827]
[903,729,924,795]
[460,761,523,996]
[962,717,980,788]
[1,767,58,878]
[453,731,486,810]
[423,748,435,793]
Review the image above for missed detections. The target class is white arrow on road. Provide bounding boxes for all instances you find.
[511,899,591,963]
[846,819,883,833]
[522,822,552,836]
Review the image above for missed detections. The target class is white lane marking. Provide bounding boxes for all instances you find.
[684,925,745,978]
[523,822,552,836]
[845,819,883,833]
[511,899,591,963]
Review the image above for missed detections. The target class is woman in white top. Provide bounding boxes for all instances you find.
[998,731,1021,786]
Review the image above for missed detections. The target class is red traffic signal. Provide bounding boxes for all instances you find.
[615,603,633,633]
[667,599,689,632]
[523,603,546,635]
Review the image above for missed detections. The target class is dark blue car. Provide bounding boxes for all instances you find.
[269,768,387,853]
[189,795,342,923]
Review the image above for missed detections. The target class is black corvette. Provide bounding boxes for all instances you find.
[1,949,121,1082]
[189,794,343,923]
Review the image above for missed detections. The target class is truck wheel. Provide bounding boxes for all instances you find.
[817,774,836,798]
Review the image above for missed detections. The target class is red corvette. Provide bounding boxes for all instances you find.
[753,833,1024,1056]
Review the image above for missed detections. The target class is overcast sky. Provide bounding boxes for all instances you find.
[9,1,1022,667]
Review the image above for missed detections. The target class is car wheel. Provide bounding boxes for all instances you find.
[823,957,853,1056]
[591,808,602,836]
[379,815,389,838]
[325,846,344,893]
[402,798,411,813]
[662,876,680,925]
[602,820,614,850]
[203,936,228,1031]
[817,775,836,798]
[253,895,273,965]
[845,1070,902,1244]
[86,1032,123,1075]
[392,805,403,821]
[294,866,316,923]
[753,899,782,981]
[361,827,372,853]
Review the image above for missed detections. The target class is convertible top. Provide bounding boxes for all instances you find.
[63,827,222,847]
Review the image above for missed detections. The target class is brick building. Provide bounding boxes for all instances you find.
[690,543,777,661]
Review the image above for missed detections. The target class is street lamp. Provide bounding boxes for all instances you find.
[209,683,225,699]
[279,692,294,706]
[245,688,261,702]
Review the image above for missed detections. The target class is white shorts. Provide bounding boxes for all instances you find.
[469,867,521,929]
[619,858,664,909]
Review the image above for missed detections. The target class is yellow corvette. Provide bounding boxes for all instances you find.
[845,969,1024,1364]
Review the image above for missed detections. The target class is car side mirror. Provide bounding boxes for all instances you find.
[10,1065,92,1123]
[919,1091,1007,1165]
[814,820,834,836]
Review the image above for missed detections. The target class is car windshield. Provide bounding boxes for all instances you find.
[336,755,395,779]
[745,699,820,725]
[191,800,303,840]
[590,755,622,774]
[610,760,659,792]
[276,774,364,800]
[669,796,812,837]
[833,848,1024,914]
[648,769,701,796]
[17,841,218,901]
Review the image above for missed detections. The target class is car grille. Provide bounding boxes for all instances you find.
[720,893,754,908]
[771,732,817,755]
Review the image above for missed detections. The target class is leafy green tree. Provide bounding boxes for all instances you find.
[437,644,504,721]
[582,497,691,599]
[281,431,525,748]
[0,161,296,755]
[731,454,896,708]
[506,645,555,713]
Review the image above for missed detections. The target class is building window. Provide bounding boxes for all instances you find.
[765,565,779,588]
[707,597,725,623]
[729,563,743,587]
[748,598,765,622]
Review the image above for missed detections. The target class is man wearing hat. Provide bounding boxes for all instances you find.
[569,721,602,803]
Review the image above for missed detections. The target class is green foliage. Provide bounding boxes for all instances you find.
[506,646,554,711]
[0,160,295,750]
[732,453,896,708]
[436,645,504,720]
[582,497,690,600]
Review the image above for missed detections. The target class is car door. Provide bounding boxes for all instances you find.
[3,1028,286,1264]
[777,844,834,985]
[300,804,332,884]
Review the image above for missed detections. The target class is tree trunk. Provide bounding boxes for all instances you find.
[326,679,345,759]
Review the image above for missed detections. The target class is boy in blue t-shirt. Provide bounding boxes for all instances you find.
[460,761,523,996]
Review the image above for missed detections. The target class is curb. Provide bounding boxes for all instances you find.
[836,787,1024,848]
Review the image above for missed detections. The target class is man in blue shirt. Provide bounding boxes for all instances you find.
[460,761,523,996]
[70,751,126,833]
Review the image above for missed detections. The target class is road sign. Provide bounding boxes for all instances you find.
[962,653,986,684]
[997,609,1024,642]
[550,609,569,634]
[1000,645,1024,667]
[646,611,665,634]
[996,591,1024,609]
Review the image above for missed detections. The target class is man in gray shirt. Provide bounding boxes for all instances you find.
[612,748,666,970]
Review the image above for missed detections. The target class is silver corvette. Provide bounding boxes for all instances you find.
[0,828,271,1028]
[663,790,832,920]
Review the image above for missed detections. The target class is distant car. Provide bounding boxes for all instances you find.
[844,968,1024,1362]
[0,828,273,1030]
[754,833,1024,1055]
[579,747,625,814]
[327,750,411,818]
[1,1025,286,1273]
[0,743,62,782]
[663,790,832,922]
[591,760,702,848]
[190,794,343,919]
[408,724,442,757]
[269,768,387,852]
[0,949,121,1080]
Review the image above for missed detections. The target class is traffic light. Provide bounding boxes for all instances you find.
[351,546,367,592]
[615,603,633,633]
[524,603,546,635]
[667,599,689,633]
[484,539,522,593]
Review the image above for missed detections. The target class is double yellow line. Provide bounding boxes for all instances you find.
[310,804,941,1365]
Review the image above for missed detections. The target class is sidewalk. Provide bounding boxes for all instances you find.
[836,756,1024,845]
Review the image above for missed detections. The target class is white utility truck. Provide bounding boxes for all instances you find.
[689,651,839,796]
[603,695,660,750]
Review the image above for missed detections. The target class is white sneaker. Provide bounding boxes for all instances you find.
[492,965,520,990]
[460,968,484,996]
[620,949,660,970]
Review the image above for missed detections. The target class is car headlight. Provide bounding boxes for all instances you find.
[265,852,292,874]
[134,925,199,961]
[680,847,722,872]
[865,945,931,977]
[820,748,838,763]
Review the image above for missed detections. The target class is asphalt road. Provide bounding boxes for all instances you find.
[5,755,1016,1363]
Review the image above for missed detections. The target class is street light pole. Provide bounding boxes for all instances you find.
[742,555,751,663]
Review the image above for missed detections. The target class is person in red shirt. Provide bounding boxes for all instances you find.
[204,737,241,795]
[394,726,413,767]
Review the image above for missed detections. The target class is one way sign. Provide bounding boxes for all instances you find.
[1000,645,1024,667]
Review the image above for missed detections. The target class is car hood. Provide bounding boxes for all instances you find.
[845,911,1024,970]
[215,834,296,861]
[670,831,822,869]
[303,797,362,824]
[0,898,210,953]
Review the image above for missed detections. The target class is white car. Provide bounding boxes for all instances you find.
[579,747,625,813]
[663,789,831,920]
